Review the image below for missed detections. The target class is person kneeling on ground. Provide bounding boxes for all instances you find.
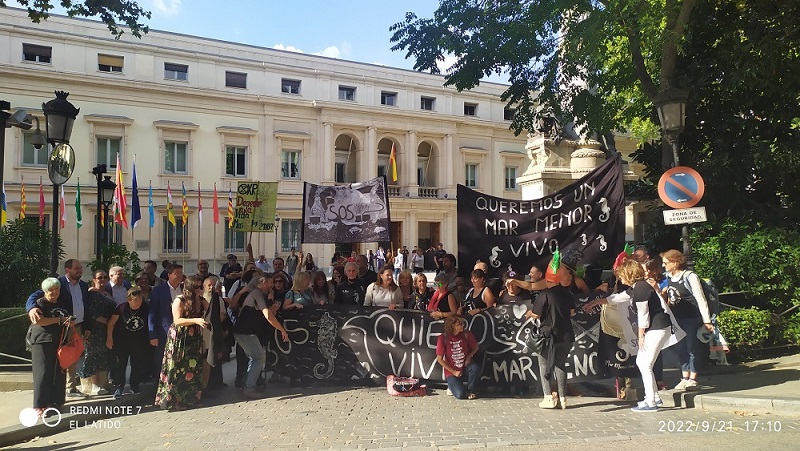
[436,316,481,400]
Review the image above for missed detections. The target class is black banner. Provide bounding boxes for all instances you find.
[301,176,391,243]
[261,304,606,386]
[457,155,624,276]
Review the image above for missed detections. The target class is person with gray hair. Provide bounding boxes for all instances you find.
[27,277,73,416]
[334,262,366,305]
[106,265,132,306]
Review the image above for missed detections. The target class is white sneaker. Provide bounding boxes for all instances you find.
[90,386,109,396]
[683,379,699,390]
[446,388,452,396]
[674,379,690,390]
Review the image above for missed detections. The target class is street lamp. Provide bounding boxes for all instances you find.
[92,164,117,261]
[42,91,80,276]
[274,214,281,258]
[655,87,692,266]
[1,103,41,234]
[100,175,116,251]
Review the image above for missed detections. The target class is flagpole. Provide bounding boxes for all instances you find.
[76,178,80,262]
[197,182,201,263]
[148,180,152,263]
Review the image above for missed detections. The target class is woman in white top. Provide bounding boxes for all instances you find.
[365,264,403,309]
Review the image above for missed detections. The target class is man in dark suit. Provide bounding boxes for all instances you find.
[26,259,91,397]
[148,264,184,378]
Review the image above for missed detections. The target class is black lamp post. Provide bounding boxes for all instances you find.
[42,91,80,276]
[100,175,116,251]
[92,164,117,262]
[274,214,281,258]
[655,87,691,267]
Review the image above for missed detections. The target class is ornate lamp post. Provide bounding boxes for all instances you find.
[274,214,281,258]
[92,164,116,261]
[42,91,79,276]
[655,88,692,266]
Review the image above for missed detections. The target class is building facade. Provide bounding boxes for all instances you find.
[0,8,645,271]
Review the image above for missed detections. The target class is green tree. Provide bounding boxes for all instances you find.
[1,0,151,38]
[0,219,64,307]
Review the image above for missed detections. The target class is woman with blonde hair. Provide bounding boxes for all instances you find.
[284,270,314,309]
[397,270,414,308]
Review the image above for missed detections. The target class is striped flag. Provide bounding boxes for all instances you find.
[38,179,45,227]
[212,183,219,225]
[59,184,66,229]
[75,180,83,228]
[167,182,176,226]
[1,182,6,224]
[389,143,398,182]
[181,181,188,225]
[227,187,234,227]
[131,159,141,228]
[20,178,26,219]
[148,181,155,228]
[197,183,203,225]
[112,153,128,228]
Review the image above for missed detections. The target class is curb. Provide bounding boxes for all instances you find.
[0,392,147,448]
[695,394,800,415]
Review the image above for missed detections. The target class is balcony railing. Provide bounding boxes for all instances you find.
[418,187,439,198]
[387,185,401,197]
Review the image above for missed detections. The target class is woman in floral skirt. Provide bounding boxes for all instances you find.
[80,270,117,395]
[154,276,209,411]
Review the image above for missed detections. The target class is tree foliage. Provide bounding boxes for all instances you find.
[1,0,151,38]
[89,242,142,276]
[0,219,64,307]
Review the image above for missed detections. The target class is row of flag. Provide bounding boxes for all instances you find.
[1,153,237,229]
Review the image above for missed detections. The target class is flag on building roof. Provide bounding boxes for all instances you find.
[131,159,141,228]
[112,153,128,228]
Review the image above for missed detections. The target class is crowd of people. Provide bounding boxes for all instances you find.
[24,242,713,416]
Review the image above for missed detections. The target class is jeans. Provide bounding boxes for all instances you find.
[636,327,671,406]
[675,317,703,374]
[445,360,481,399]
[234,334,266,390]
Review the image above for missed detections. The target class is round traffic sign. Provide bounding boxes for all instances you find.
[658,166,705,209]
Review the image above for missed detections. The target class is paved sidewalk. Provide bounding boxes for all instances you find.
[2,352,798,448]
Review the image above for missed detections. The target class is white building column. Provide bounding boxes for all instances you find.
[444,134,454,196]
[364,126,377,181]
[407,209,418,250]
[322,122,334,184]
[404,130,417,194]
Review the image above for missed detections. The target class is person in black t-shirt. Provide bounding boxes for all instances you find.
[434,243,447,273]
[107,287,151,398]
[334,263,366,306]
[220,254,243,294]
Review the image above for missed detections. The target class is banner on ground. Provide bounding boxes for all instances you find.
[232,182,278,232]
[262,303,612,386]
[301,176,391,243]
[457,154,624,277]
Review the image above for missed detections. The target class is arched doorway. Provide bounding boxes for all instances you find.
[334,133,360,184]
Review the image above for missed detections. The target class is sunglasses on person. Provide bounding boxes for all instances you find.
[95,275,108,280]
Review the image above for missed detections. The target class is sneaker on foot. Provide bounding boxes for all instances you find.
[66,388,85,398]
[113,388,123,400]
[684,379,699,390]
[538,396,557,409]
[631,403,658,412]
[90,386,110,396]
[674,379,690,390]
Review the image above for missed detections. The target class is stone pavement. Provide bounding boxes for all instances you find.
[2,352,799,449]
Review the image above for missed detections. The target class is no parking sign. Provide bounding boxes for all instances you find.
[658,166,705,209]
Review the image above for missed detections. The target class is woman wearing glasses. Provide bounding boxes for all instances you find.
[428,273,459,320]
[79,270,116,396]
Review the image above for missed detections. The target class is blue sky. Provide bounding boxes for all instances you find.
[144,0,443,70]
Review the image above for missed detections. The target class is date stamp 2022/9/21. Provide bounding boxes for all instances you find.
[658,420,783,433]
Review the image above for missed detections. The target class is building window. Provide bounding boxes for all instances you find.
[464,103,477,116]
[338,86,355,101]
[504,108,515,121]
[224,221,245,252]
[381,91,397,106]
[225,146,247,177]
[225,71,247,89]
[164,62,188,81]
[281,150,300,179]
[421,96,435,111]
[23,43,51,64]
[163,217,187,253]
[96,214,123,252]
[98,54,124,72]
[505,166,517,190]
[23,215,50,231]
[281,78,301,94]
[377,165,387,178]
[97,137,122,169]
[465,164,478,188]
[164,141,188,174]
[335,162,346,183]
[280,219,301,252]
[22,132,48,167]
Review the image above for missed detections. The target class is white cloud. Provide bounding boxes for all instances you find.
[313,46,341,58]
[273,44,304,53]
[151,0,181,17]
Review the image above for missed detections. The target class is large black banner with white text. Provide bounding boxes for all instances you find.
[301,176,391,243]
[262,304,610,387]
[457,155,624,277]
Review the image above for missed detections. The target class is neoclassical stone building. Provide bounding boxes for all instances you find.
[0,8,645,270]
